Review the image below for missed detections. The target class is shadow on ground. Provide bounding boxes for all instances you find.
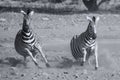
[0,57,24,67]
[56,57,81,68]
[47,56,83,69]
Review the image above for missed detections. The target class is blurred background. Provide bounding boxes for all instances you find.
[0,0,120,14]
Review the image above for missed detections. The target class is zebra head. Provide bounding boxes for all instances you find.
[86,16,100,39]
[21,9,34,32]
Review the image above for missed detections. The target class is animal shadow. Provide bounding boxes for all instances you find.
[0,57,23,67]
[56,57,81,68]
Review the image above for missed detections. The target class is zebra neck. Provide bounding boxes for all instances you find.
[85,32,97,40]
[22,19,30,32]
[21,28,35,46]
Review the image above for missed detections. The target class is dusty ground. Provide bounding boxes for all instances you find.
[0,7,120,80]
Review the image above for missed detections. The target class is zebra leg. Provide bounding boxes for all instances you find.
[35,43,50,67]
[25,48,41,68]
[86,47,93,66]
[23,56,27,66]
[24,56,27,61]
[94,44,98,70]
[81,48,87,66]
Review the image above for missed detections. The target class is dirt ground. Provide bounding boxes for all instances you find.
[0,8,120,80]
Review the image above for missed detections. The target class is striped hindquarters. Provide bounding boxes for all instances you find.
[70,35,83,60]
[70,33,96,60]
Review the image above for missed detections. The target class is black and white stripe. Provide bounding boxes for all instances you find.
[14,9,49,68]
[21,30,35,46]
[70,16,99,70]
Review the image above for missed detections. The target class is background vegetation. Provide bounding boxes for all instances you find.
[0,0,120,14]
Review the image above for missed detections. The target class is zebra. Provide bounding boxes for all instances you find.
[70,16,100,70]
[14,9,50,68]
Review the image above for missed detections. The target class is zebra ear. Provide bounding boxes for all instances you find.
[96,16,100,23]
[86,16,92,22]
[29,11,34,16]
[21,10,26,15]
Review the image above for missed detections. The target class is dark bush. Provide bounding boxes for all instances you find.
[48,0,66,3]
[82,0,111,11]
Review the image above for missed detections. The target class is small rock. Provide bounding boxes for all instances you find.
[4,27,9,31]
[0,44,3,47]
[10,72,17,76]
[86,76,90,80]
[62,76,65,79]
[63,71,68,74]
[73,74,79,79]
[47,77,50,79]
[32,77,37,80]
[51,72,54,74]
[75,76,78,78]
[111,74,114,77]
[57,75,59,78]
[21,74,25,77]
[37,73,41,76]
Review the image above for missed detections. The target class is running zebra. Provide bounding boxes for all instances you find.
[70,16,99,70]
[14,9,49,68]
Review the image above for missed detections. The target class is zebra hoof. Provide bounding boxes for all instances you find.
[34,62,42,69]
[81,62,84,66]
[46,63,50,68]
[34,62,38,66]
[35,64,42,69]
[95,67,98,70]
